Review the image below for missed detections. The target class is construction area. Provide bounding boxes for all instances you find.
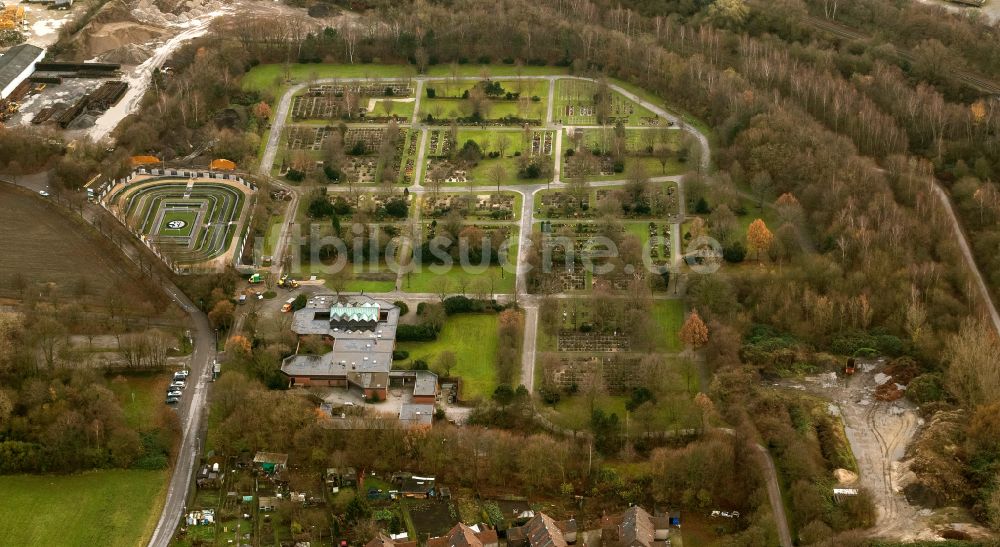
[781,360,993,542]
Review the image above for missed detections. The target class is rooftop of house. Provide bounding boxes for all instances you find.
[399,403,435,427]
[601,506,670,547]
[366,533,417,547]
[280,336,395,379]
[426,523,498,547]
[413,369,439,396]
[508,513,572,547]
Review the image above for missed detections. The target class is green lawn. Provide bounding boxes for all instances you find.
[243,64,420,92]
[158,210,197,237]
[624,221,672,266]
[288,261,399,293]
[424,64,569,77]
[553,79,660,126]
[396,314,501,400]
[0,470,168,547]
[345,278,398,293]
[608,77,716,146]
[542,355,700,432]
[402,265,515,294]
[371,98,416,119]
[562,127,687,180]
[548,393,627,431]
[421,98,545,122]
[261,214,285,256]
[652,299,684,351]
[402,234,518,294]
[107,373,172,430]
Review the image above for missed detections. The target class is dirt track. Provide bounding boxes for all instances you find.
[785,366,948,541]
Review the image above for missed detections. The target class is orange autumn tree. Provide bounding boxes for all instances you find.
[746,218,774,261]
[225,335,252,360]
[253,101,272,122]
[679,309,709,351]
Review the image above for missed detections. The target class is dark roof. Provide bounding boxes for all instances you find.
[399,475,435,493]
[426,523,498,547]
[0,44,43,93]
[619,506,654,547]
[601,507,669,547]
[366,533,417,547]
[509,514,569,547]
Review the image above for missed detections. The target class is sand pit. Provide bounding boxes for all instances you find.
[84,21,168,60]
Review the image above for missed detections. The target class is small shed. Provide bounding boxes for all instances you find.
[399,475,436,498]
[326,467,358,488]
[258,496,277,512]
[253,451,288,474]
[185,509,215,526]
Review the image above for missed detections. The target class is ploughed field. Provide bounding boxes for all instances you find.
[0,185,155,304]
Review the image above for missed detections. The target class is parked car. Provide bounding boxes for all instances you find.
[173,370,189,381]
[38,190,50,197]
[165,396,180,405]
[171,380,186,389]
[167,389,183,398]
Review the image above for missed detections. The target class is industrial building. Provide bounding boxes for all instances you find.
[0,44,44,100]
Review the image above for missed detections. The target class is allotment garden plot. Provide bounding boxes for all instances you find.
[554,78,665,126]
[563,126,686,180]
[104,174,254,271]
[419,78,547,124]
[290,81,415,122]
[423,127,554,185]
[537,298,699,433]
[281,124,418,185]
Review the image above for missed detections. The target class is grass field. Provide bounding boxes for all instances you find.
[0,470,168,547]
[402,265,515,294]
[553,79,658,126]
[402,235,518,294]
[107,373,172,430]
[345,278,398,292]
[652,299,684,351]
[419,98,544,122]
[371,98,416,119]
[396,314,500,400]
[158,210,198,237]
[243,64,419,92]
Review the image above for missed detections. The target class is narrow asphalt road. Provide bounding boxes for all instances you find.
[44,195,217,547]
